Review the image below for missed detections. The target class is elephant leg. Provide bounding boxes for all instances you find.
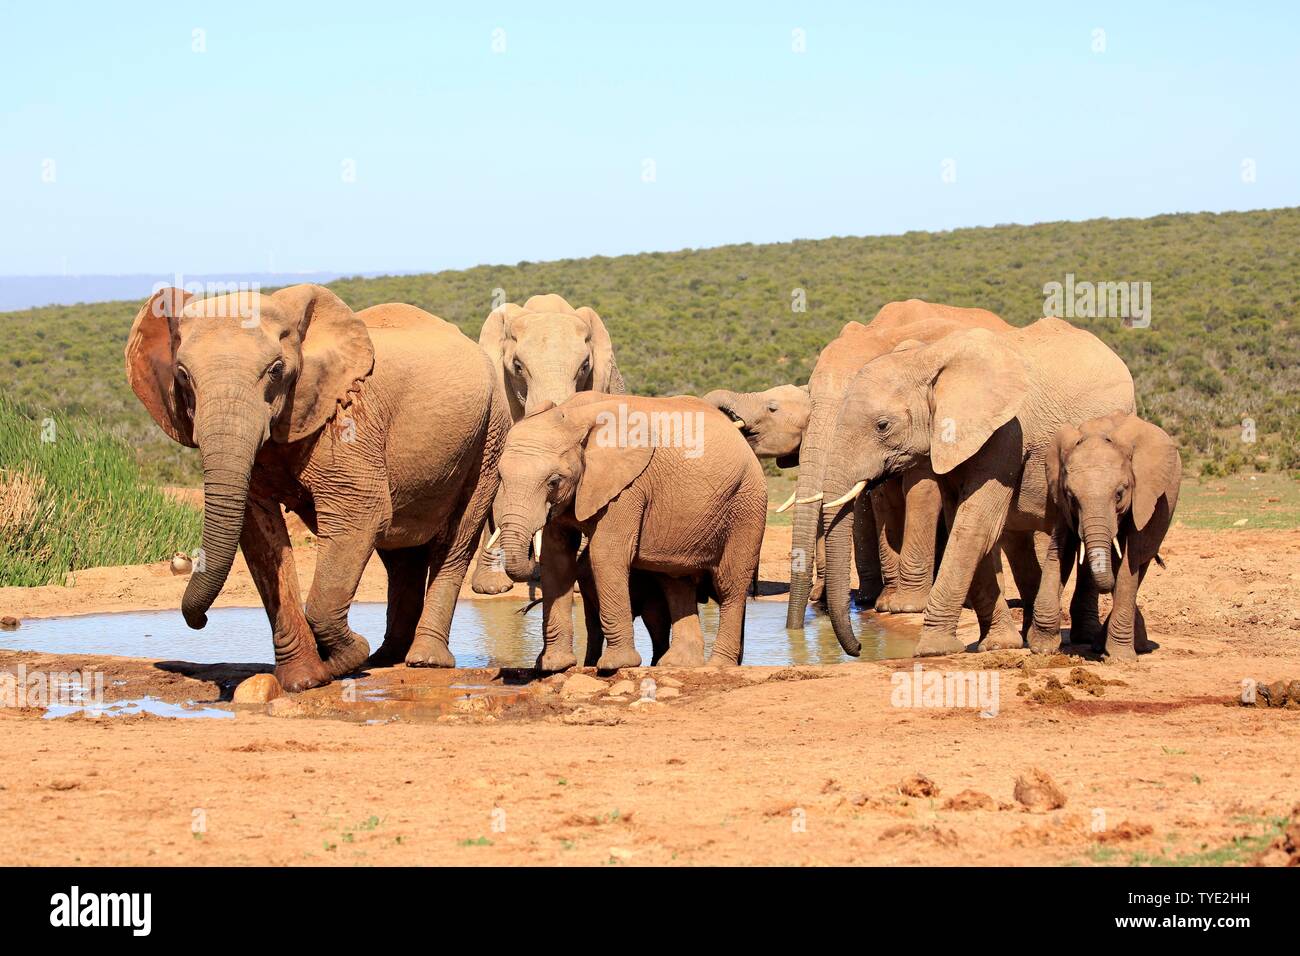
[917,476,1013,657]
[851,492,882,608]
[576,549,603,668]
[1068,555,1104,650]
[303,527,376,679]
[1029,525,1074,654]
[972,548,1022,651]
[707,512,763,667]
[638,572,674,665]
[1103,554,1148,661]
[657,574,706,667]
[872,479,904,612]
[588,535,640,671]
[1000,529,1044,636]
[888,464,943,613]
[241,498,332,692]
[368,545,428,666]
[470,517,515,595]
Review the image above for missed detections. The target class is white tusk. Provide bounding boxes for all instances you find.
[1078,545,1086,566]
[533,530,543,560]
[486,527,501,549]
[732,419,746,429]
[774,489,798,514]
[825,480,867,509]
[795,492,824,504]
[1113,536,1123,560]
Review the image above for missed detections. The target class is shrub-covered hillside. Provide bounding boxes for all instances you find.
[3,207,1297,483]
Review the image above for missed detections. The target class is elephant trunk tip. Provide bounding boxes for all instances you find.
[182,603,208,630]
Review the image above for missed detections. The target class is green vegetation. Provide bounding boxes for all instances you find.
[3,208,1297,487]
[0,398,202,586]
[1084,815,1288,867]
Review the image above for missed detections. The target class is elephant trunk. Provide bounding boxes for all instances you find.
[822,470,862,657]
[182,401,265,629]
[523,367,580,415]
[497,523,537,583]
[1079,515,1116,594]
[786,401,832,629]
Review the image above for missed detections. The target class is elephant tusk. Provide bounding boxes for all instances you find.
[533,530,543,560]
[732,419,746,429]
[774,489,798,514]
[486,527,501,549]
[825,480,867,509]
[1113,536,1123,560]
[795,492,824,505]
[1078,545,1086,566]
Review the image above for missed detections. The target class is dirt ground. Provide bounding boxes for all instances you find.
[1,524,1298,866]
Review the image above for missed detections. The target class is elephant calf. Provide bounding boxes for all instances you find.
[1030,412,1181,659]
[494,393,767,670]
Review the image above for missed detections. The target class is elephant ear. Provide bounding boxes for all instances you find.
[1046,423,1081,514]
[124,286,197,447]
[577,306,624,394]
[1111,416,1181,531]
[479,303,526,414]
[574,406,654,521]
[272,285,375,442]
[925,329,1029,475]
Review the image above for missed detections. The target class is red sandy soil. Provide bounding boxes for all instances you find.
[0,524,1297,866]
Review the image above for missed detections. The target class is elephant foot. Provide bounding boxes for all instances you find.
[596,645,642,671]
[1104,637,1138,662]
[658,641,706,668]
[914,627,967,658]
[537,647,579,673]
[471,566,516,595]
[977,623,1024,652]
[880,587,930,614]
[365,643,409,668]
[873,586,898,613]
[405,635,456,668]
[275,657,333,693]
[1027,625,1062,656]
[320,632,371,678]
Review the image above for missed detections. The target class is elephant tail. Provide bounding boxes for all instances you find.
[1154,552,1166,569]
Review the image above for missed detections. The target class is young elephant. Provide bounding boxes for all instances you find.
[125,285,508,690]
[1030,413,1181,659]
[494,393,767,670]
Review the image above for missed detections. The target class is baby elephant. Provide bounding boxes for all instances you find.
[1030,412,1181,659]
[494,393,767,670]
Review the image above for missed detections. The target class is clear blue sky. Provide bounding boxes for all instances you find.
[1,1,1296,276]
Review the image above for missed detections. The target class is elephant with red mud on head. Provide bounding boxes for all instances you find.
[125,284,509,691]
[493,393,767,671]
[785,301,1013,631]
[817,318,1135,660]
[469,294,625,595]
[1030,412,1181,659]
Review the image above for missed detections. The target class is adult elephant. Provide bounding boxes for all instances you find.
[818,318,1135,658]
[470,293,625,593]
[125,284,508,690]
[704,384,810,467]
[786,301,1011,630]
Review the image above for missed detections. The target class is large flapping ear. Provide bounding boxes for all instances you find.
[1110,416,1182,530]
[1046,423,1082,512]
[272,285,374,442]
[573,405,654,522]
[924,329,1029,475]
[576,305,625,394]
[124,286,197,447]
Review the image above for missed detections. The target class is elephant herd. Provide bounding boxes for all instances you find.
[125,284,1180,691]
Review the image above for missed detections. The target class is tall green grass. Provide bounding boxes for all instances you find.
[0,398,202,587]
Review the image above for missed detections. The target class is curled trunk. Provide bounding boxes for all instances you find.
[1081,519,1115,593]
[497,524,536,582]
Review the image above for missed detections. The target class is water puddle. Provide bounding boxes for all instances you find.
[4,597,918,668]
[44,696,234,720]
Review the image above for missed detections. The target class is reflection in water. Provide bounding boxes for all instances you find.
[5,598,917,667]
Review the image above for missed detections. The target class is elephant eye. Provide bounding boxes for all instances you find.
[512,359,525,376]
[175,366,190,385]
[875,419,889,433]
[546,474,562,490]
[1115,487,1125,501]
[767,402,779,413]
[267,360,285,382]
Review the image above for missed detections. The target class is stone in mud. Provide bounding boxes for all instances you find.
[560,673,607,699]
[943,789,995,811]
[657,686,681,700]
[561,706,622,726]
[0,616,19,630]
[1014,768,1066,812]
[606,679,636,697]
[899,773,939,798]
[656,675,684,689]
[233,673,283,704]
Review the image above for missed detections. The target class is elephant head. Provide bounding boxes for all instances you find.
[818,330,1029,654]
[125,283,373,629]
[703,384,809,466]
[1047,413,1181,593]
[479,294,623,420]
[492,395,650,581]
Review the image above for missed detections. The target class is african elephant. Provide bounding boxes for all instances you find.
[819,318,1135,658]
[471,294,625,594]
[1030,412,1181,659]
[494,393,766,670]
[704,384,810,467]
[787,301,1012,629]
[125,284,508,690]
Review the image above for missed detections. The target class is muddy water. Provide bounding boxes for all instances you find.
[3,598,917,667]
